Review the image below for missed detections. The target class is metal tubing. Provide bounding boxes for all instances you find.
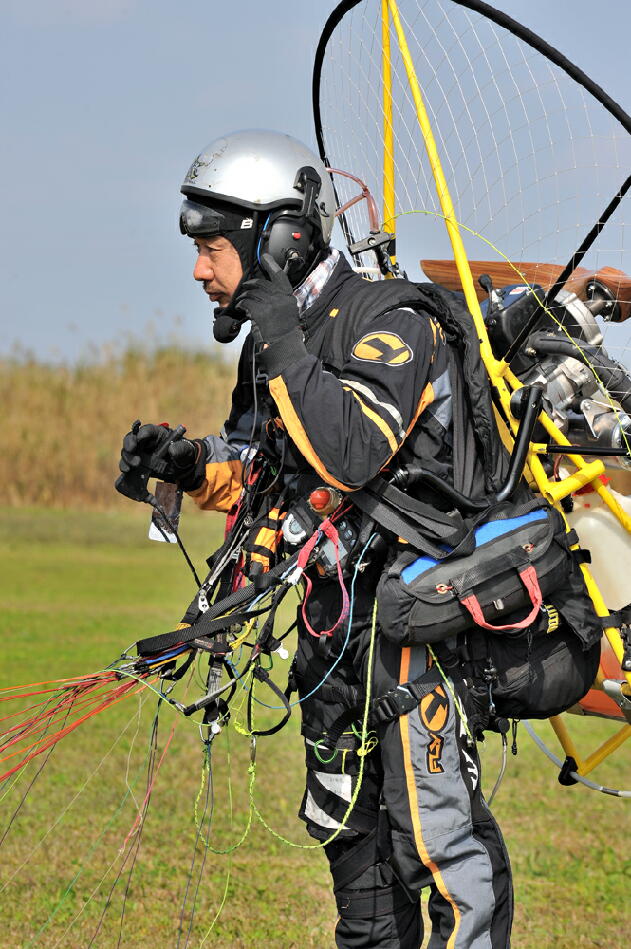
[386,0,630,526]
[548,715,585,771]
[581,725,631,775]
[381,0,396,239]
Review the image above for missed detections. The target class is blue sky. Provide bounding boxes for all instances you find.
[2,0,629,362]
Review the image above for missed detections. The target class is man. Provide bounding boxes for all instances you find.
[120,129,512,948]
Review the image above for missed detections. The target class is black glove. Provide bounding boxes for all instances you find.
[235,253,308,376]
[119,422,206,491]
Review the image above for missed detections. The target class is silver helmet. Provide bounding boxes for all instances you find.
[180,129,336,243]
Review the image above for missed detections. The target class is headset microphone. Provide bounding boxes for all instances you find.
[213,309,244,343]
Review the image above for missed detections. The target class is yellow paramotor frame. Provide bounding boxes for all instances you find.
[380,0,631,780]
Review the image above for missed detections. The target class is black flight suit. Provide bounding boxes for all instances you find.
[189,250,513,948]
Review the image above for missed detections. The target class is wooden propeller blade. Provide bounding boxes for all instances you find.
[420,259,631,322]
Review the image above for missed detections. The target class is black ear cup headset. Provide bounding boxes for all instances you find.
[258,166,325,282]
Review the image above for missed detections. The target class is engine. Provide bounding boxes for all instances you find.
[482,282,631,470]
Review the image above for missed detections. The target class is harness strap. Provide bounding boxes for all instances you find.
[323,669,443,747]
[326,818,391,891]
[333,882,417,918]
[352,478,475,561]
[255,582,291,654]
[370,674,441,725]
[326,827,378,889]
[137,610,253,657]
[351,484,547,563]
[247,665,292,737]
[135,550,299,656]
[319,683,364,706]
[601,603,631,628]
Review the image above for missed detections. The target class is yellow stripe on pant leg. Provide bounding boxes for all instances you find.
[398,647,462,948]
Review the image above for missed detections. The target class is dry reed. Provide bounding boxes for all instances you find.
[1,344,237,508]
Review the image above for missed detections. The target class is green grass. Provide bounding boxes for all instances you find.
[1,506,629,948]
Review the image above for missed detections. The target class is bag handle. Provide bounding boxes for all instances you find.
[459,565,543,631]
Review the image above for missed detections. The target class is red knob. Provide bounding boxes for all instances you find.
[309,488,332,511]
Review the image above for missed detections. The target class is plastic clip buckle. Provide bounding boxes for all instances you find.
[373,685,419,724]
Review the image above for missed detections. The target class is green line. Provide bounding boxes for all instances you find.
[24,770,143,947]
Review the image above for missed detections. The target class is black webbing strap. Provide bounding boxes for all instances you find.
[328,826,379,890]
[159,649,196,682]
[318,683,364,706]
[558,526,591,564]
[137,610,251,657]
[323,670,442,749]
[247,665,292,736]
[369,673,441,725]
[352,487,471,561]
[601,604,631,629]
[333,881,414,918]
[352,479,557,562]
[255,581,292,654]
[448,343,480,498]
[353,476,472,553]
[318,706,364,751]
[379,480,464,535]
[136,550,299,657]
[573,548,592,565]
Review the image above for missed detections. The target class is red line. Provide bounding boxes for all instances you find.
[0,682,147,781]
[0,699,58,723]
[0,674,119,703]
[0,681,118,751]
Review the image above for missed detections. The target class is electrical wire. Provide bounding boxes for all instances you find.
[487,733,508,806]
[256,214,272,268]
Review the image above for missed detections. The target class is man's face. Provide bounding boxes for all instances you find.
[192,235,243,308]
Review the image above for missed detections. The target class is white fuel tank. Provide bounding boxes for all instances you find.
[567,483,631,610]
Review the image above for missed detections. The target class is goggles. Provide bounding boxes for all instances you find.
[179,197,254,237]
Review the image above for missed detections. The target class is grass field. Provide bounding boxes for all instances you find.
[1,506,629,948]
